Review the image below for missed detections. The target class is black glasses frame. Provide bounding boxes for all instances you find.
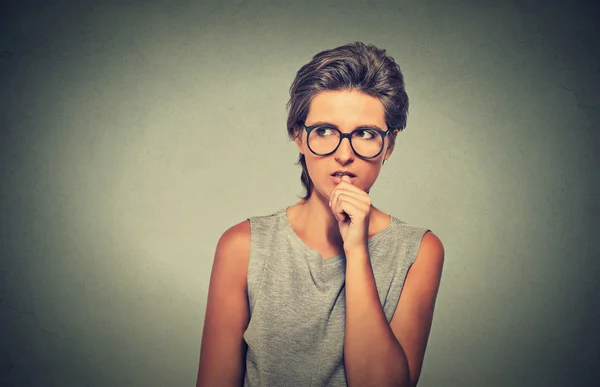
[302,123,391,159]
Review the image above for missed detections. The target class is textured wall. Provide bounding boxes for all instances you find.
[1,0,598,386]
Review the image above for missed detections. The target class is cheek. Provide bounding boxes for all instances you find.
[304,156,331,190]
[304,154,320,177]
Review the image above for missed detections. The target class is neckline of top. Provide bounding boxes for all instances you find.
[278,207,397,264]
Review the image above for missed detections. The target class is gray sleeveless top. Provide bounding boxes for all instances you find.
[243,208,429,387]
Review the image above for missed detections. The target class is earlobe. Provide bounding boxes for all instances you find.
[384,144,394,161]
[294,131,305,155]
[383,129,399,160]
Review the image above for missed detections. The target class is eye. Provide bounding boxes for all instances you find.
[314,127,336,137]
[355,129,377,139]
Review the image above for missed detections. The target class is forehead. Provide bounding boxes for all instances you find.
[306,89,386,127]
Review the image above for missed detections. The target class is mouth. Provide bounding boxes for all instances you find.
[331,171,356,178]
[331,171,357,184]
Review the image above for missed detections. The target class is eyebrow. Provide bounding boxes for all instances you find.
[306,121,385,132]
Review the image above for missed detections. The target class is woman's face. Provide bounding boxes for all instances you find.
[295,89,395,202]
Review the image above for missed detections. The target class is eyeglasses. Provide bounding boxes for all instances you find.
[302,123,391,159]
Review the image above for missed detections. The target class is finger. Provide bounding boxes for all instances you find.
[329,181,370,205]
[332,179,367,197]
[333,198,363,223]
[334,193,371,214]
[332,193,370,222]
[330,189,368,214]
[330,187,370,211]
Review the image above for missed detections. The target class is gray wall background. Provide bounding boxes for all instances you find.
[1,0,598,386]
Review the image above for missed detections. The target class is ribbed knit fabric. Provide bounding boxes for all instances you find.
[243,208,429,387]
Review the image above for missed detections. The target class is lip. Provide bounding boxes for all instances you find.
[331,171,357,184]
[331,170,356,178]
[331,175,357,184]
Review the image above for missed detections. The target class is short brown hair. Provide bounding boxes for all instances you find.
[286,42,409,200]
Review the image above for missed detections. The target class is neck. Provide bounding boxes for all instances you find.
[300,194,342,247]
[287,193,383,257]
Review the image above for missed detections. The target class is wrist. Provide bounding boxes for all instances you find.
[343,244,369,259]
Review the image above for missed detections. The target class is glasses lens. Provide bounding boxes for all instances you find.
[308,127,340,155]
[351,129,383,158]
[307,127,383,158]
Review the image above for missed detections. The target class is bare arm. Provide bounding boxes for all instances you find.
[344,231,444,387]
[196,220,251,387]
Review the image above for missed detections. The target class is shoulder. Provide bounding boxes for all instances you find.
[386,216,440,254]
[417,231,444,263]
[409,231,444,283]
[217,219,251,251]
[217,208,286,255]
[389,215,442,253]
[212,220,251,287]
[386,214,444,271]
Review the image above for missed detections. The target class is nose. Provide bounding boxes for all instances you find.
[334,136,355,164]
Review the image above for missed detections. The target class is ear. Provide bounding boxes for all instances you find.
[294,128,305,155]
[383,129,399,160]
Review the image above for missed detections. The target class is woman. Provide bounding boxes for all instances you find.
[196,42,444,387]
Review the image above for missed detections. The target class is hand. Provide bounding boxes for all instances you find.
[329,175,372,252]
